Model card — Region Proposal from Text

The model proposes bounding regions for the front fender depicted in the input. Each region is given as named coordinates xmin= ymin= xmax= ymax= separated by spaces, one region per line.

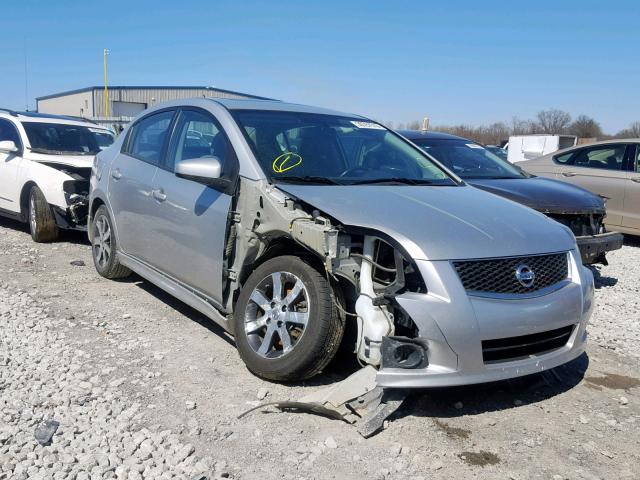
xmin=18 ymin=162 xmax=74 ymax=209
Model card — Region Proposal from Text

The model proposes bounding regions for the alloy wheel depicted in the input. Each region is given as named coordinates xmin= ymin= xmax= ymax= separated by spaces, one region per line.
xmin=93 ymin=216 xmax=112 ymax=269
xmin=244 ymin=271 xmax=310 ymax=358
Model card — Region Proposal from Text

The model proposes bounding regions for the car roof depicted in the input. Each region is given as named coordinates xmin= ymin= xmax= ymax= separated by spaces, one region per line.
xmin=210 ymin=98 xmax=365 ymax=118
xmin=0 ymin=109 xmax=109 ymax=129
xmin=397 ymin=129 xmax=469 ymax=141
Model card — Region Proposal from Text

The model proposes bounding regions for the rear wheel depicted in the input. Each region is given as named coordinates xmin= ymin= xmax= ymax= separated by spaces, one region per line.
xmin=91 ymin=205 xmax=131 ymax=279
xmin=233 ymin=256 xmax=344 ymax=381
xmin=28 ymin=186 xmax=59 ymax=242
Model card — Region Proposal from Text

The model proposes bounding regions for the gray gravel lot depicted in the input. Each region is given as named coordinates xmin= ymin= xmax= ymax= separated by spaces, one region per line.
xmin=1 ymin=218 xmax=639 ymax=480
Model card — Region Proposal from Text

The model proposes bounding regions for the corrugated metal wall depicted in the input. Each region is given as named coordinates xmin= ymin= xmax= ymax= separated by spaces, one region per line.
xmin=92 ymin=88 xmax=253 ymax=118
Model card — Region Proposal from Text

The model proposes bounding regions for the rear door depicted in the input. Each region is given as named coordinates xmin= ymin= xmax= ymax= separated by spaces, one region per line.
xmin=108 ymin=109 xmax=176 ymax=262
xmin=623 ymin=144 xmax=640 ymax=232
xmin=147 ymin=108 xmax=236 ymax=304
xmin=0 ymin=118 xmax=24 ymax=212
xmin=552 ymin=143 xmax=630 ymax=226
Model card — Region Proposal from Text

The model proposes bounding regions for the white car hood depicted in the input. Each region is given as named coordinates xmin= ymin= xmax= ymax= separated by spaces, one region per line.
xmin=25 ymin=152 xmax=95 ymax=169
xmin=277 ymin=184 xmax=576 ymax=261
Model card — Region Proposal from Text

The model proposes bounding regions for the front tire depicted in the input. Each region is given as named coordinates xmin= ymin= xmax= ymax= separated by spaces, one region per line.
xmin=233 ymin=256 xmax=344 ymax=382
xmin=91 ymin=205 xmax=131 ymax=279
xmin=29 ymin=186 xmax=59 ymax=243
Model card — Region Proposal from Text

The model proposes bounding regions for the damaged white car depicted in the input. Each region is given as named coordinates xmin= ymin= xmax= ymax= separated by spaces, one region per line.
xmin=89 ymin=98 xmax=594 ymax=387
xmin=0 ymin=109 xmax=115 ymax=241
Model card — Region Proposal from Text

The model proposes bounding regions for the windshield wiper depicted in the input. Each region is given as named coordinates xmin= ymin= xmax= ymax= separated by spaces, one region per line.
xmin=272 ymin=175 xmax=342 ymax=185
xmin=28 ymin=147 xmax=95 ymax=156
xmin=350 ymin=177 xmax=434 ymax=185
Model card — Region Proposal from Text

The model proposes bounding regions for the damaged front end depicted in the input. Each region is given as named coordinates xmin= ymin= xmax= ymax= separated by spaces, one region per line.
xmin=546 ymin=211 xmax=623 ymax=265
xmin=223 ymin=178 xmax=429 ymax=374
xmin=42 ymin=163 xmax=91 ymax=230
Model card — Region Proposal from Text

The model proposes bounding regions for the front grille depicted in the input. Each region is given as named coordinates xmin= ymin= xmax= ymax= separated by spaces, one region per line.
xmin=482 ymin=325 xmax=574 ymax=363
xmin=453 ymin=253 xmax=568 ymax=295
xmin=547 ymin=213 xmax=604 ymax=237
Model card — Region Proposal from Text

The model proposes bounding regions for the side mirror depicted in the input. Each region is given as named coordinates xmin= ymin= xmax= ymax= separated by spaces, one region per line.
xmin=175 ymin=156 xmax=223 ymax=185
xmin=0 ymin=140 xmax=19 ymax=154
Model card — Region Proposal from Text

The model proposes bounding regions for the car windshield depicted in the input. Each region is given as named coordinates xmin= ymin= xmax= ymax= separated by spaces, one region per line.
xmin=232 ymin=110 xmax=456 ymax=186
xmin=22 ymin=122 xmax=114 ymax=155
xmin=411 ymin=138 xmax=526 ymax=180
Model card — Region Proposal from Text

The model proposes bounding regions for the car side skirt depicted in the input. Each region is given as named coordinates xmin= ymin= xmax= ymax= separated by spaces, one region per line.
xmin=117 ymin=251 xmax=232 ymax=333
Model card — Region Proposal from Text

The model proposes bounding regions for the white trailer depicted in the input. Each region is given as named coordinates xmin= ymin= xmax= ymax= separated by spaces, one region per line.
xmin=506 ymin=134 xmax=577 ymax=163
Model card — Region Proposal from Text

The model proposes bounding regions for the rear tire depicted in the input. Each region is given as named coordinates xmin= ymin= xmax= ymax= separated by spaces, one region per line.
xmin=91 ymin=205 xmax=131 ymax=279
xmin=28 ymin=186 xmax=59 ymax=243
xmin=233 ymin=255 xmax=344 ymax=382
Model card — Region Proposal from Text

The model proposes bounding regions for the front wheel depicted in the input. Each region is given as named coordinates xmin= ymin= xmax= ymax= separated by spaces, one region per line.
xmin=233 ymin=256 xmax=344 ymax=382
xmin=29 ymin=186 xmax=59 ymax=243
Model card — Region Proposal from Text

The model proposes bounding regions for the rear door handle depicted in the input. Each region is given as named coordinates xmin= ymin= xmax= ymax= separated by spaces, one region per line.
xmin=111 ymin=168 xmax=122 ymax=180
xmin=562 ymin=171 xmax=576 ymax=177
xmin=152 ymin=189 xmax=167 ymax=202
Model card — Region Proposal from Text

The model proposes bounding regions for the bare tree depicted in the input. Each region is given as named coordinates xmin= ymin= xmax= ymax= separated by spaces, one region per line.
xmin=536 ymin=109 xmax=572 ymax=134
xmin=616 ymin=121 xmax=640 ymax=138
xmin=569 ymin=115 xmax=603 ymax=138
xmin=405 ymin=120 xmax=421 ymax=130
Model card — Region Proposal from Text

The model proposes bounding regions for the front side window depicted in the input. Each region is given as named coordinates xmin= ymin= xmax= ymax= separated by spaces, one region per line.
xmin=90 ymin=128 xmax=115 ymax=151
xmin=556 ymin=144 xmax=627 ymax=170
xmin=169 ymin=110 xmax=229 ymax=170
xmin=21 ymin=122 xmax=104 ymax=155
xmin=126 ymin=110 xmax=175 ymax=165
xmin=411 ymin=138 xmax=526 ymax=179
xmin=0 ymin=119 xmax=21 ymax=148
xmin=232 ymin=110 xmax=455 ymax=185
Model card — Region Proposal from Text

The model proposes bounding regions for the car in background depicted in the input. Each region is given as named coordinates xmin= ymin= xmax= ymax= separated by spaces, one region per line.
xmin=90 ymin=98 xmax=594 ymax=387
xmin=523 ymin=139 xmax=640 ymax=237
xmin=400 ymin=130 xmax=623 ymax=264
xmin=485 ymin=145 xmax=508 ymax=161
xmin=0 ymin=109 xmax=115 ymax=241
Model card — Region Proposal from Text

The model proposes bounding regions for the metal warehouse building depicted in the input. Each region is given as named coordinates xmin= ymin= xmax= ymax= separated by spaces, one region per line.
xmin=36 ymin=86 xmax=272 ymax=130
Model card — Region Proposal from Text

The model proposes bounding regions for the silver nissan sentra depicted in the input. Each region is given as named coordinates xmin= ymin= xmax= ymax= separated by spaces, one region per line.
xmin=89 ymin=98 xmax=594 ymax=387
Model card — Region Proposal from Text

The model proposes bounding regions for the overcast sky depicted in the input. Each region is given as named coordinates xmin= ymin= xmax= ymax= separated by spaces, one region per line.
xmin=1 ymin=0 xmax=638 ymax=132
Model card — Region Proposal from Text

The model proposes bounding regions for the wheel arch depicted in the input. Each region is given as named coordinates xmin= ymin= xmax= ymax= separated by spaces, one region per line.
xmin=19 ymin=181 xmax=38 ymax=222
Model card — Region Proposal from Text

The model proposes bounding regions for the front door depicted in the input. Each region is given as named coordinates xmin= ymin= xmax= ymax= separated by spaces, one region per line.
xmin=147 ymin=108 xmax=234 ymax=304
xmin=107 ymin=109 xmax=176 ymax=262
xmin=0 ymin=119 xmax=24 ymax=212
xmin=553 ymin=143 xmax=630 ymax=227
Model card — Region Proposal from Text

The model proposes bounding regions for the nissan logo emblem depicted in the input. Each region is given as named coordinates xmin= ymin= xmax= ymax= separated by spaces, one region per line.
xmin=515 ymin=264 xmax=536 ymax=288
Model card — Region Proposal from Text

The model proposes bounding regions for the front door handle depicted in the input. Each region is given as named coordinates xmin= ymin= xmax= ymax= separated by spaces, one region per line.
xmin=631 ymin=178 xmax=640 ymax=183
xmin=111 ymin=168 xmax=122 ymax=180
xmin=562 ymin=171 xmax=576 ymax=177
xmin=152 ymin=189 xmax=167 ymax=202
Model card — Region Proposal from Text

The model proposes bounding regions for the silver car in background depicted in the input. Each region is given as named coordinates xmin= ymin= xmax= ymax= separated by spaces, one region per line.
xmin=89 ymin=98 xmax=594 ymax=387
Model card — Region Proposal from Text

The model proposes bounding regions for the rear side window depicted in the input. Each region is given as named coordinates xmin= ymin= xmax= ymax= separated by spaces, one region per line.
xmin=125 ymin=110 xmax=175 ymax=165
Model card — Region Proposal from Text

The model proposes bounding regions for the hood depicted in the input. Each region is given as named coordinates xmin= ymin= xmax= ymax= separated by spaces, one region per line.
xmin=278 ymin=184 xmax=576 ymax=261
xmin=25 ymin=152 xmax=94 ymax=169
xmin=468 ymin=177 xmax=604 ymax=213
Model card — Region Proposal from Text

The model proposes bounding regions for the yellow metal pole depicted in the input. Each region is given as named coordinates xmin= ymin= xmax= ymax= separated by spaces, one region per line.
xmin=103 ymin=49 xmax=109 ymax=117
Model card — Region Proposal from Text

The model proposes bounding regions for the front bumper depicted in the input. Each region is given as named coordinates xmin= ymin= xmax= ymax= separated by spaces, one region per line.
xmin=576 ymin=231 xmax=623 ymax=264
xmin=376 ymin=249 xmax=594 ymax=388
xmin=52 ymin=201 xmax=88 ymax=231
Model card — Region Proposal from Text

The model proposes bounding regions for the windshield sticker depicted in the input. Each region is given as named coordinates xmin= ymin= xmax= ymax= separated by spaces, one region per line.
xmin=350 ymin=121 xmax=385 ymax=130
xmin=272 ymin=152 xmax=303 ymax=173
xmin=466 ymin=143 xmax=483 ymax=149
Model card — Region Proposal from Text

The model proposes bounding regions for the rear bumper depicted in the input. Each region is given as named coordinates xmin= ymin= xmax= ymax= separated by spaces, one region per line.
xmin=376 ymin=250 xmax=594 ymax=388
xmin=576 ymin=231 xmax=623 ymax=264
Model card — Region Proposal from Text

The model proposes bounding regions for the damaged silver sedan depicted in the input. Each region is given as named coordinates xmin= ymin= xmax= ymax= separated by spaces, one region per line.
xmin=88 ymin=98 xmax=594 ymax=387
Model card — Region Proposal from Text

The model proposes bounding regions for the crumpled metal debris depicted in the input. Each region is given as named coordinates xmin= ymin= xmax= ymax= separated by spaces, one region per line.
xmin=34 ymin=419 xmax=60 ymax=445
xmin=238 ymin=366 xmax=407 ymax=438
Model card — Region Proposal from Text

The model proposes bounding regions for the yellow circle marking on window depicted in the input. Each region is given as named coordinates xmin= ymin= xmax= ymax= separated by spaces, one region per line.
xmin=272 ymin=152 xmax=303 ymax=173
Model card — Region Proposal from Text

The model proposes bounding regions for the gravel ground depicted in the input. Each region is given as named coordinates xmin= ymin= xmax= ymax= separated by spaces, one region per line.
xmin=1 ymin=217 xmax=639 ymax=480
